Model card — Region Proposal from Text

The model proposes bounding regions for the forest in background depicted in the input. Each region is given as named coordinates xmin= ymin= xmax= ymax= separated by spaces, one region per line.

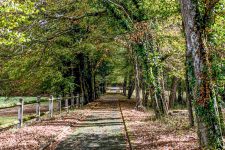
xmin=0 ymin=0 xmax=225 ymax=149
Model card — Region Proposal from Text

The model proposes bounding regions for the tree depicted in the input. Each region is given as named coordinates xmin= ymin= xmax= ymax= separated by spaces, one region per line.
xmin=180 ymin=0 xmax=224 ymax=148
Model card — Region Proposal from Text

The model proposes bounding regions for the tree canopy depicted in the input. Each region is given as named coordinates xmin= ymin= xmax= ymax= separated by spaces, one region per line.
xmin=0 ymin=0 xmax=224 ymax=149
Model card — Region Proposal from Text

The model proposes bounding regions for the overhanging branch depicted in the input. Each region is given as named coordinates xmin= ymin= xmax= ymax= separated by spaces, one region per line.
xmin=44 ymin=10 xmax=107 ymax=21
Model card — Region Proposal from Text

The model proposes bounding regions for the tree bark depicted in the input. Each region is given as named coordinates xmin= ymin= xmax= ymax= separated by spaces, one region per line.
xmin=127 ymin=73 xmax=135 ymax=99
xmin=160 ymin=73 xmax=167 ymax=110
xmin=79 ymin=54 xmax=86 ymax=104
xmin=169 ymin=77 xmax=179 ymax=109
xmin=143 ymin=89 xmax=149 ymax=107
xmin=140 ymin=68 xmax=147 ymax=107
xmin=149 ymin=65 xmax=168 ymax=118
xmin=177 ymin=80 xmax=183 ymax=104
xmin=134 ymin=55 xmax=143 ymax=109
xmin=91 ymin=71 xmax=95 ymax=100
xmin=180 ymin=0 xmax=223 ymax=148
xmin=185 ymin=61 xmax=195 ymax=127
xmin=216 ymin=81 xmax=225 ymax=135
xmin=123 ymin=76 xmax=127 ymax=96
xmin=221 ymin=85 xmax=225 ymax=102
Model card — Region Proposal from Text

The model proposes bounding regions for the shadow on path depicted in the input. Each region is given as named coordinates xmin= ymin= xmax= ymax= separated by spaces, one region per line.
xmin=55 ymin=95 xmax=126 ymax=150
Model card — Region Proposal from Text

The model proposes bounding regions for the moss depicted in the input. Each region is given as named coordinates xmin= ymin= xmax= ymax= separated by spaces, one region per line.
xmin=23 ymin=115 xmax=36 ymax=122
xmin=195 ymin=96 xmax=223 ymax=149
xmin=0 ymin=116 xmax=18 ymax=128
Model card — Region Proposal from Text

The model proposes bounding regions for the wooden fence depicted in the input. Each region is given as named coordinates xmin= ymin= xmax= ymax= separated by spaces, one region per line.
xmin=14 ymin=86 xmax=111 ymax=128
xmin=17 ymin=94 xmax=85 ymax=128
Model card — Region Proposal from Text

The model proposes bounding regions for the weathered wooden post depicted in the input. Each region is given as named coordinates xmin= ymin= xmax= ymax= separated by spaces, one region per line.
xmin=49 ymin=95 xmax=53 ymax=118
xmin=18 ymin=98 xmax=24 ymax=128
xmin=36 ymin=96 xmax=41 ymax=121
xmin=57 ymin=96 xmax=62 ymax=114
xmin=76 ymin=94 xmax=79 ymax=108
xmin=71 ymin=93 xmax=75 ymax=108
xmin=65 ymin=95 xmax=69 ymax=114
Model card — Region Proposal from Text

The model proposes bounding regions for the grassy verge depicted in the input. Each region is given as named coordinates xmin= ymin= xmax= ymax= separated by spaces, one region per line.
xmin=0 ymin=116 xmax=18 ymax=128
xmin=0 ymin=112 xmax=48 ymax=129
xmin=0 ymin=97 xmax=47 ymax=109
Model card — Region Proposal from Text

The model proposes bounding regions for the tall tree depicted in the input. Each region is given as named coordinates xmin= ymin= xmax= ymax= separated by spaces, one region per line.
xmin=180 ymin=0 xmax=224 ymax=148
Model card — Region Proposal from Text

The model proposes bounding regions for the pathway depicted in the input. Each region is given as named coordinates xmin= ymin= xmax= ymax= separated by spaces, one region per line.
xmin=55 ymin=95 xmax=127 ymax=150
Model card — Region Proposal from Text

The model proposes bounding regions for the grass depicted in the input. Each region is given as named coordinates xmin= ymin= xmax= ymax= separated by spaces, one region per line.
xmin=0 ymin=115 xmax=36 ymax=129
xmin=0 ymin=97 xmax=48 ymax=128
xmin=0 ymin=97 xmax=79 ymax=129
xmin=0 ymin=97 xmax=47 ymax=108
xmin=0 ymin=114 xmax=44 ymax=129
xmin=0 ymin=116 xmax=18 ymax=128
xmin=0 ymin=101 xmax=56 ymax=129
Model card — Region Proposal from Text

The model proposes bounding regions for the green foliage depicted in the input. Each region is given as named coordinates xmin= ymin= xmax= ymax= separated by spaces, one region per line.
xmin=0 ymin=116 xmax=17 ymax=128
xmin=0 ymin=0 xmax=224 ymax=149
xmin=0 ymin=1 xmax=38 ymax=46
xmin=0 ymin=1 xmax=223 ymax=106
xmin=194 ymin=95 xmax=223 ymax=148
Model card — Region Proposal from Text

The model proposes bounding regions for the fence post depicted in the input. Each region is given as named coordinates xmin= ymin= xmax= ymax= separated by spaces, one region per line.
xmin=18 ymin=98 xmax=24 ymax=128
xmin=49 ymin=95 xmax=53 ymax=118
xmin=71 ymin=93 xmax=75 ymax=108
xmin=36 ymin=96 xmax=41 ymax=121
xmin=65 ymin=95 xmax=69 ymax=114
xmin=76 ymin=94 xmax=79 ymax=108
xmin=57 ymin=96 xmax=62 ymax=114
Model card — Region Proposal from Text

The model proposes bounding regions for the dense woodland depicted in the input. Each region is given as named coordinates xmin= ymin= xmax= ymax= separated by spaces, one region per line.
xmin=0 ymin=0 xmax=225 ymax=149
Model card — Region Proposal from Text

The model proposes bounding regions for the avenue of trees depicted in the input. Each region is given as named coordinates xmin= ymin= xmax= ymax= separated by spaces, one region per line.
xmin=0 ymin=0 xmax=224 ymax=149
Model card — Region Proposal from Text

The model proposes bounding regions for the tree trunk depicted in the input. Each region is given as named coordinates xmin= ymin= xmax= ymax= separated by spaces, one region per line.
xmin=140 ymin=69 xmax=147 ymax=107
xmin=127 ymin=73 xmax=135 ymax=99
xmin=93 ymin=73 xmax=97 ymax=99
xmin=160 ymin=73 xmax=167 ymax=110
xmin=218 ymin=99 xmax=225 ymax=136
xmin=180 ymin=0 xmax=223 ymax=148
xmin=169 ymin=77 xmax=179 ymax=109
xmin=155 ymin=70 xmax=168 ymax=117
xmin=91 ymin=71 xmax=95 ymax=100
xmin=216 ymin=81 xmax=225 ymax=135
xmin=221 ymin=85 xmax=225 ymax=102
xmin=149 ymin=66 xmax=168 ymax=118
xmin=185 ymin=61 xmax=195 ymax=127
xmin=134 ymin=56 xmax=142 ymax=109
xmin=79 ymin=55 xmax=85 ymax=104
xmin=177 ymin=79 xmax=183 ymax=105
xmin=141 ymin=82 xmax=145 ymax=101
xmin=148 ymin=87 xmax=154 ymax=108
xmin=85 ymin=58 xmax=92 ymax=103
xmin=143 ymin=89 xmax=149 ymax=107
xmin=123 ymin=76 xmax=127 ymax=96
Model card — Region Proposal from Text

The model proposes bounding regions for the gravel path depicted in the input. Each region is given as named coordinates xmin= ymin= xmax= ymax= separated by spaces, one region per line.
xmin=55 ymin=95 xmax=127 ymax=150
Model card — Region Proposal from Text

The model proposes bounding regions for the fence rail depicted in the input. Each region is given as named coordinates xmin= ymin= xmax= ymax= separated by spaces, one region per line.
xmin=17 ymin=94 xmax=85 ymax=128
xmin=5 ymin=86 xmax=107 ymax=129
